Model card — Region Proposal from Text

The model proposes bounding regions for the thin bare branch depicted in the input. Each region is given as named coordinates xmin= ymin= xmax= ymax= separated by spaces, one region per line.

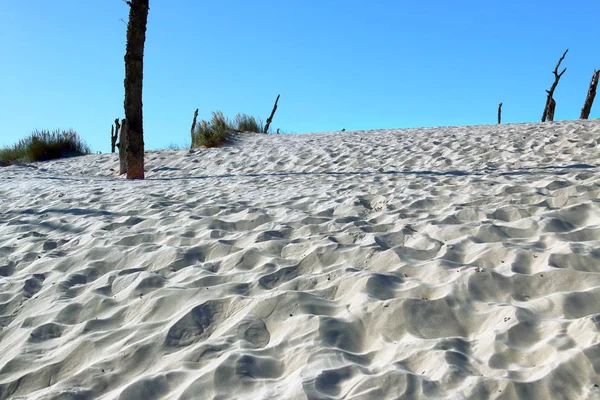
xmin=553 ymin=49 xmax=569 ymax=77
xmin=190 ymin=108 xmax=199 ymax=148
xmin=264 ymin=94 xmax=280 ymax=134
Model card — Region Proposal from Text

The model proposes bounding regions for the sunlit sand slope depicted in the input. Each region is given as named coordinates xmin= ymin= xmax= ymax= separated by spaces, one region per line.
xmin=1 ymin=119 xmax=600 ymax=399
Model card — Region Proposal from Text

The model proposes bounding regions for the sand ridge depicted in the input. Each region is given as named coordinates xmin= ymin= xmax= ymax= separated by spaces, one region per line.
xmin=1 ymin=119 xmax=600 ymax=399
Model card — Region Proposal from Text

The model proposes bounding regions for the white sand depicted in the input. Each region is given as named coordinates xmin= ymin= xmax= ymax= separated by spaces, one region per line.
xmin=1 ymin=119 xmax=600 ymax=399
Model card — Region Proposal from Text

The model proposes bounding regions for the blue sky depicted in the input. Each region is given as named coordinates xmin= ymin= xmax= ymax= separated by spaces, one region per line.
xmin=1 ymin=1 xmax=598 ymax=152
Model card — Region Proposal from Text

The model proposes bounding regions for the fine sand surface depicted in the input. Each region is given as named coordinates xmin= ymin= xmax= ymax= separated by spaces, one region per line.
xmin=1 ymin=119 xmax=600 ymax=399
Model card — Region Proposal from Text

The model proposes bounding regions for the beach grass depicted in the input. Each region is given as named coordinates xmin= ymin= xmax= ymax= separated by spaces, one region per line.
xmin=192 ymin=111 xmax=270 ymax=148
xmin=0 ymin=129 xmax=91 ymax=163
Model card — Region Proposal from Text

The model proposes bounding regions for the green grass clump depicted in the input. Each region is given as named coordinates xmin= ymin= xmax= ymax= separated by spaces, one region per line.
xmin=0 ymin=147 xmax=23 ymax=163
xmin=234 ymin=113 xmax=264 ymax=133
xmin=0 ymin=129 xmax=91 ymax=163
xmin=191 ymin=110 xmax=270 ymax=148
xmin=193 ymin=111 xmax=230 ymax=148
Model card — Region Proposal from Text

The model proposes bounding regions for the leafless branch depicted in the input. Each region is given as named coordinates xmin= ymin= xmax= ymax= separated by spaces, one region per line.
xmin=553 ymin=48 xmax=569 ymax=79
xmin=264 ymin=94 xmax=280 ymax=133
xmin=190 ymin=108 xmax=199 ymax=148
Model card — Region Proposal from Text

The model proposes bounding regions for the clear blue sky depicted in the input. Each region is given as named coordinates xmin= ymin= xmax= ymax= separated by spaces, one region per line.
xmin=1 ymin=1 xmax=599 ymax=152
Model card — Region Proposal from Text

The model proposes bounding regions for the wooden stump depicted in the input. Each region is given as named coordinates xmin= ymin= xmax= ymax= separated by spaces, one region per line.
xmin=497 ymin=102 xmax=502 ymax=124
xmin=580 ymin=70 xmax=599 ymax=119
xmin=123 ymin=0 xmax=149 ymax=179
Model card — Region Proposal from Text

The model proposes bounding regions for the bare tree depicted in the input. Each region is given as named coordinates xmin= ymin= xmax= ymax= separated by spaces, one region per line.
xmin=542 ymin=49 xmax=568 ymax=122
xmin=498 ymin=102 xmax=503 ymax=124
xmin=123 ymin=0 xmax=149 ymax=179
xmin=264 ymin=94 xmax=280 ymax=133
xmin=190 ymin=108 xmax=199 ymax=148
xmin=581 ymin=69 xmax=600 ymax=119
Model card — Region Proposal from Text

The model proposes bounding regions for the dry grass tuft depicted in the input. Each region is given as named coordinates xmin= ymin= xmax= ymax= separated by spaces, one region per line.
xmin=0 ymin=129 xmax=91 ymax=163
xmin=191 ymin=111 xmax=270 ymax=148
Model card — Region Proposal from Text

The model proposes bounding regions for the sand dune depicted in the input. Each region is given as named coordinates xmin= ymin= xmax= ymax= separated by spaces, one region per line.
xmin=1 ymin=119 xmax=600 ymax=399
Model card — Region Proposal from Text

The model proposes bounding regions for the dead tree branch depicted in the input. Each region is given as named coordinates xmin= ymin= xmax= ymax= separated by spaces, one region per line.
xmin=111 ymin=118 xmax=121 ymax=153
xmin=542 ymin=49 xmax=568 ymax=122
xmin=498 ymin=102 xmax=503 ymax=124
xmin=190 ymin=108 xmax=199 ymax=148
xmin=580 ymin=69 xmax=600 ymax=119
xmin=264 ymin=94 xmax=280 ymax=133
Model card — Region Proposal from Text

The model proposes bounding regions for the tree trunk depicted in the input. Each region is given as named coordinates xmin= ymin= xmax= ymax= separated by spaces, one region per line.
xmin=124 ymin=0 xmax=149 ymax=179
xmin=497 ymin=102 xmax=502 ymax=124
xmin=580 ymin=69 xmax=599 ymax=119
xmin=119 ymin=119 xmax=128 ymax=175
xmin=547 ymin=97 xmax=556 ymax=122
xmin=191 ymin=108 xmax=199 ymax=148
xmin=264 ymin=94 xmax=280 ymax=133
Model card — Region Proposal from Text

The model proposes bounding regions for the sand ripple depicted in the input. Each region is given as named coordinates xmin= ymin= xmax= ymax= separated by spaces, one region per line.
xmin=1 ymin=119 xmax=600 ymax=399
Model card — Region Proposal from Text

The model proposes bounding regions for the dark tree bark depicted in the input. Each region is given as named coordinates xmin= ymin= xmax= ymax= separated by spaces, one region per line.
xmin=264 ymin=94 xmax=280 ymax=133
xmin=123 ymin=0 xmax=149 ymax=179
xmin=498 ymin=102 xmax=502 ymax=124
xmin=191 ymin=108 xmax=199 ymax=148
xmin=580 ymin=69 xmax=599 ymax=119
xmin=119 ymin=119 xmax=128 ymax=175
xmin=111 ymin=118 xmax=121 ymax=153
xmin=542 ymin=49 xmax=568 ymax=122
xmin=547 ymin=97 xmax=556 ymax=122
